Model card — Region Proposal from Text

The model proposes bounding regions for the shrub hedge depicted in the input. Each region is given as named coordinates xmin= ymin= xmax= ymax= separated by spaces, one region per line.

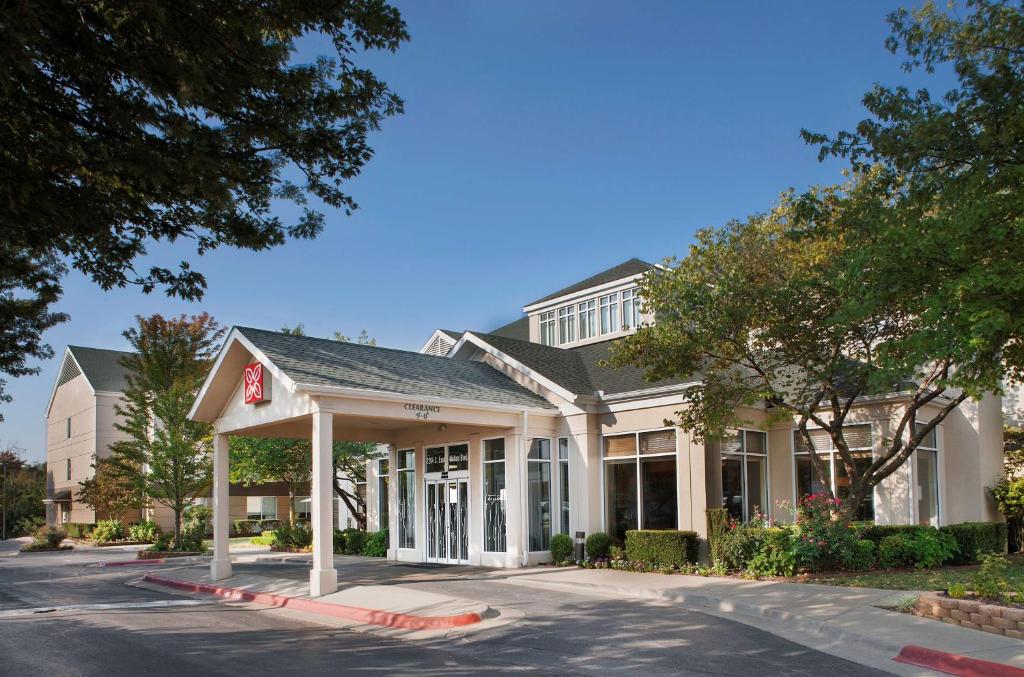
xmin=362 ymin=530 xmax=388 ymax=557
xmin=342 ymin=528 xmax=366 ymax=555
xmin=585 ymin=532 xmax=611 ymax=559
xmin=625 ymin=530 xmax=699 ymax=567
xmin=706 ymin=508 xmax=729 ymax=566
xmin=940 ymin=521 xmax=1007 ymax=564
xmin=550 ymin=533 xmax=574 ymax=563
xmin=857 ymin=524 xmax=925 ymax=545
xmin=65 ymin=522 xmax=96 ymax=539
xmin=92 ymin=519 xmax=126 ymax=543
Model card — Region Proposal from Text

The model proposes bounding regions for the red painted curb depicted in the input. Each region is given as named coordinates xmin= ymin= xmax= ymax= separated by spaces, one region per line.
xmin=142 ymin=573 xmax=483 ymax=630
xmin=894 ymin=645 xmax=1024 ymax=677
xmin=100 ymin=559 xmax=167 ymax=567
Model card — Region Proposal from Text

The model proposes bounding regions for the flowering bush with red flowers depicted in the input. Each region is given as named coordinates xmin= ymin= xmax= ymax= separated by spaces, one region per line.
xmin=791 ymin=494 xmax=860 ymax=571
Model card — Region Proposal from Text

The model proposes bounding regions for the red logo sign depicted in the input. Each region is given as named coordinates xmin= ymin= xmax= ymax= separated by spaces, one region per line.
xmin=244 ymin=362 xmax=264 ymax=404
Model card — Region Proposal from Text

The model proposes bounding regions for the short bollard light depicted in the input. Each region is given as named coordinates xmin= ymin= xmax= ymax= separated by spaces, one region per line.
xmin=574 ymin=531 xmax=586 ymax=561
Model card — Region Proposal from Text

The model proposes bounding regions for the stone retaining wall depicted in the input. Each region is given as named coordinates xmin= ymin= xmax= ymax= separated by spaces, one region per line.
xmin=914 ymin=593 xmax=1024 ymax=639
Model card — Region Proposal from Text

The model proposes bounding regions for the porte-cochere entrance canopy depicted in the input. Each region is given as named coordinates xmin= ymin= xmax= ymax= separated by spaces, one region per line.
xmin=189 ymin=326 xmax=562 ymax=596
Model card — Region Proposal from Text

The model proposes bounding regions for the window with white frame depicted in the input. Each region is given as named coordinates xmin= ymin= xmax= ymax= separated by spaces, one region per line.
xmin=246 ymin=496 xmax=278 ymax=520
xmin=377 ymin=458 xmax=389 ymax=531
xmin=793 ymin=425 xmax=874 ymax=522
xmin=527 ymin=439 xmax=552 ymax=551
xmin=599 ymin=293 xmax=619 ymax=335
xmin=558 ymin=437 xmax=570 ymax=535
xmin=539 ymin=311 xmax=556 ymax=346
xmin=603 ymin=429 xmax=677 ymax=542
xmin=915 ymin=422 xmax=940 ymax=527
xmin=557 ymin=306 xmax=575 ymax=345
xmin=483 ymin=439 xmax=506 ymax=552
xmin=621 ymin=288 xmax=641 ymax=330
xmin=397 ymin=450 xmax=415 ymax=548
xmin=721 ymin=430 xmax=768 ymax=522
xmin=578 ymin=299 xmax=596 ymax=340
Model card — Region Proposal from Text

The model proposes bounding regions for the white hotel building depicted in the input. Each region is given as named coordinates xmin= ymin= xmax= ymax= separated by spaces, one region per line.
xmin=189 ymin=259 xmax=1004 ymax=596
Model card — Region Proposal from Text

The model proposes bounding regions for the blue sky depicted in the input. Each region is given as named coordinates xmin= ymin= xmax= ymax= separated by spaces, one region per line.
xmin=3 ymin=1 xmax=951 ymax=461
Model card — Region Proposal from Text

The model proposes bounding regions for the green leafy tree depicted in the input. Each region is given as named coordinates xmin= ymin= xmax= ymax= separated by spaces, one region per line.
xmin=77 ymin=457 xmax=145 ymax=522
xmin=0 ymin=1 xmax=408 ymax=415
xmin=802 ymin=0 xmax=1024 ymax=394
xmin=333 ymin=442 xmax=378 ymax=531
xmin=229 ymin=437 xmax=310 ymax=523
xmin=110 ymin=313 xmax=224 ymax=549
xmin=281 ymin=324 xmax=375 ymax=345
xmin=0 ymin=446 xmax=46 ymax=537
xmin=611 ymin=178 xmax=971 ymax=521
xmin=989 ymin=477 xmax=1024 ymax=551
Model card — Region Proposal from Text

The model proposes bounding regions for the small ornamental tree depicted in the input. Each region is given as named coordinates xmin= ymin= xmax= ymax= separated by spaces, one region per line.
xmin=78 ymin=457 xmax=144 ymax=522
xmin=611 ymin=176 xmax=976 ymax=523
xmin=110 ymin=314 xmax=223 ymax=549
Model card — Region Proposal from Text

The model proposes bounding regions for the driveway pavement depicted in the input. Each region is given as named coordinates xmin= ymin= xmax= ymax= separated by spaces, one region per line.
xmin=0 ymin=546 xmax=901 ymax=676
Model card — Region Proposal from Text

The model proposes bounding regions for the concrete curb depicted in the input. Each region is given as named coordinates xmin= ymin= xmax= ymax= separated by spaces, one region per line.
xmin=142 ymin=573 xmax=484 ymax=630
xmin=895 ymin=645 xmax=1024 ymax=677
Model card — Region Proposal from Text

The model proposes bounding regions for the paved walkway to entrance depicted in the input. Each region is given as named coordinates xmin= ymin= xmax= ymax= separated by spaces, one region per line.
xmin=506 ymin=567 xmax=1024 ymax=670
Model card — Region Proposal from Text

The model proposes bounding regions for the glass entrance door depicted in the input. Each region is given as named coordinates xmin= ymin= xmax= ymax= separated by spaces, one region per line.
xmin=425 ymin=478 xmax=468 ymax=564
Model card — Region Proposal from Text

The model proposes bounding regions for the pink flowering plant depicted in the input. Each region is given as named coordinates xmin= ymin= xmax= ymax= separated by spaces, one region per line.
xmin=790 ymin=494 xmax=859 ymax=571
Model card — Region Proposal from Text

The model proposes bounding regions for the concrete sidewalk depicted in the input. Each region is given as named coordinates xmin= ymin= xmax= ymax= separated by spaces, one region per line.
xmin=505 ymin=567 xmax=1024 ymax=670
xmin=136 ymin=564 xmax=513 ymax=639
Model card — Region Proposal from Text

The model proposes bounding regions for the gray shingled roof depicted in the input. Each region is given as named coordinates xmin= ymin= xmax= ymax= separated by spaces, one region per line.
xmin=67 ymin=346 xmax=133 ymax=393
xmin=526 ymin=258 xmax=654 ymax=307
xmin=468 ymin=332 xmax=694 ymax=397
xmin=489 ymin=317 xmax=529 ymax=341
xmin=237 ymin=327 xmax=557 ymax=411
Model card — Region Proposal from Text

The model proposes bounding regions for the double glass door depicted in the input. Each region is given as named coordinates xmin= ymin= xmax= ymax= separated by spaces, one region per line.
xmin=426 ymin=478 xmax=468 ymax=564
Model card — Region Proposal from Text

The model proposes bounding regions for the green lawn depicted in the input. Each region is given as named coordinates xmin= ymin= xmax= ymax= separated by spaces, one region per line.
xmin=799 ymin=555 xmax=1024 ymax=591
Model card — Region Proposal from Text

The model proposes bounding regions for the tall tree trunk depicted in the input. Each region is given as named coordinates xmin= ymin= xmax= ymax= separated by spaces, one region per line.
xmin=173 ymin=508 xmax=182 ymax=550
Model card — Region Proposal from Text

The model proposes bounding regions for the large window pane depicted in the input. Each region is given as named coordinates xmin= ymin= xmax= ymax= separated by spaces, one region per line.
xmin=425 ymin=447 xmax=445 ymax=473
xmin=721 ymin=456 xmax=744 ymax=521
xmin=835 ymin=453 xmax=875 ymax=522
xmin=745 ymin=456 xmax=767 ymax=519
xmin=558 ymin=438 xmax=570 ymax=536
xmin=917 ymin=450 xmax=939 ymax=527
xmin=528 ymin=455 xmax=551 ymax=551
xmin=641 ymin=456 xmax=677 ymax=529
xmin=447 ymin=444 xmax=469 ymax=472
xmin=484 ymin=439 xmax=506 ymax=552
xmin=604 ymin=434 xmax=637 ymax=457
xmin=640 ymin=429 xmax=676 ymax=455
xmin=378 ymin=459 xmax=389 ymax=531
xmin=795 ymin=455 xmax=829 ymax=500
xmin=605 ymin=458 xmax=638 ymax=542
xmin=398 ymin=463 xmax=415 ymax=549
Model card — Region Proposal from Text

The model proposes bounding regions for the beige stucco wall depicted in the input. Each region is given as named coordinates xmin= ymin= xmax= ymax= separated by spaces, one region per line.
xmin=46 ymin=373 xmax=98 ymax=524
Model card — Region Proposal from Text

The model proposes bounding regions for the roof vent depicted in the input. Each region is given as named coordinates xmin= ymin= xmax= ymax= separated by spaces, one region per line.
xmin=424 ymin=333 xmax=456 ymax=357
xmin=57 ymin=356 xmax=81 ymax=387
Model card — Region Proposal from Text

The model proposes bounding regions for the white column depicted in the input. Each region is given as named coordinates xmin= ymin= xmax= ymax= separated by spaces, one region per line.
xmin=310 ymin=411 xmax=338 ymax=596
xmin=504 ymin=429 xmax=524 ymax=567
xmin=210 ymin=433 xmax=232 ymax=581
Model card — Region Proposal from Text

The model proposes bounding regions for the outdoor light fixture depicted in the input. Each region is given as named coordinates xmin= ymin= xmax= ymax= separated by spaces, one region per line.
xmin=575 ymin=531 xmax=586 ymax=561
xmin=438 ymin=424 xmax=448 ymax=432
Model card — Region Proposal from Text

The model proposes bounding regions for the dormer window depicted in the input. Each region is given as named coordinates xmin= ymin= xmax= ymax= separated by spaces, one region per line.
xmin=621 ymin=288 xmax=640 ymax=330
xmin=557 ymin=306 xmax=575 ymax=344
xmin=539 ymin=311 xmax=556 ymax=346
xmin=599 ymin=293 xmax=619 ymax=335
xmin=578 ymin=300 xmax=596 ymax=340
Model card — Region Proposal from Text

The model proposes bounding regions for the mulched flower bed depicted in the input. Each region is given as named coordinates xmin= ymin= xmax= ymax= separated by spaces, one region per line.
xmin=20 ymin=545 xmax=73 ymax=553
xmin=91 ymin=540 xmax=152 ymax=547
xmin=136 ymin=550 xmax=204 ymax=560
xmin=270 ymin=545 xmax=312 ymax=553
